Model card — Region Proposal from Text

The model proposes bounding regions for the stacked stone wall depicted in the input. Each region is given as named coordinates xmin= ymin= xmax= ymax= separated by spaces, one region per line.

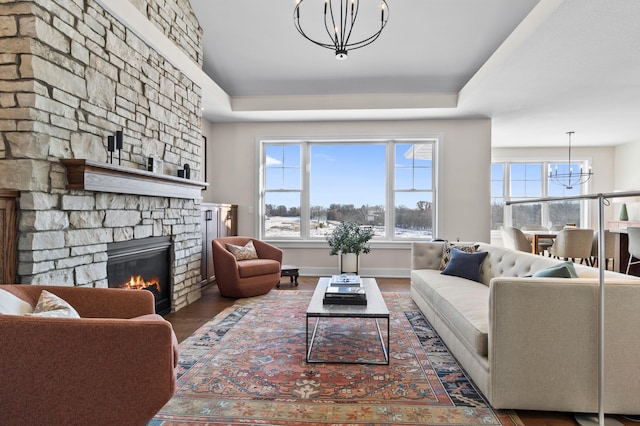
xmin=129 ymin=0 xmax=202 ymax=66
xmin=0 ymin=0 xmax=205 ymax=311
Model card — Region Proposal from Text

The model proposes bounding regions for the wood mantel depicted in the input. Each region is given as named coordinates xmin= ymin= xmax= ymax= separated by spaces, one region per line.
xmin=61 ymin=159 xmax=208 ymax=200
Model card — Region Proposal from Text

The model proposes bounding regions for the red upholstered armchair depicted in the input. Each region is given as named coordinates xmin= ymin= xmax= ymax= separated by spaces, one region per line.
xmin=0 ymin=285 xmax=178 ymax=426
xmin=212 ymin=236 xmax=283 ymax=298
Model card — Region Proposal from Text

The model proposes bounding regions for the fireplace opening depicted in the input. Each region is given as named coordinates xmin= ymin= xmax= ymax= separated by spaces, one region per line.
xmin=107 ymin=236 xmax=172 ymax=315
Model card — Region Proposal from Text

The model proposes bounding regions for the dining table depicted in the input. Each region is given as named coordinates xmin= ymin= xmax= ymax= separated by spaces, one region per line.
xmin=522 ymin=230 xmax=557 ymax=255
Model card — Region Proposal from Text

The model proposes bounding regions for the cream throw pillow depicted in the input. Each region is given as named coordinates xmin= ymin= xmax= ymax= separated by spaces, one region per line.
xmin=26 ymin=290 xmax=80 ymax=318
xmin=226 ymin=240 xmax=259 ymax=261
xmin=0 ymin=288 xmax=35 ymax=315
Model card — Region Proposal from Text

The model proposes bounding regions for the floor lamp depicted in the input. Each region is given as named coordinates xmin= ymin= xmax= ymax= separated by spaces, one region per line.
xmin=507 ymin=190 xmax=640 ymax=426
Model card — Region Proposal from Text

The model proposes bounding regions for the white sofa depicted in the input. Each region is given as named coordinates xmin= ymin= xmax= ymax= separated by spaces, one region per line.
xmin=410 ymin=241 xmax=640 ymax=414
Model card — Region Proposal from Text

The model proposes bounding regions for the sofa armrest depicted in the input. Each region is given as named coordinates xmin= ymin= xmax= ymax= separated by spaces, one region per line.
xmin=23 ymin=285 xmax=156 ymax=318
xmin=0 ymin=284 xmax=157 ymax=318
xmin=488 ymin=277 xmax=640 ymax=412
xmin=252 ymin=239 xmax=283 ymax=263
xmin=212 ymin=240 xmax=241 ymax=279
xmin=0 ymin=315 xmax=177 ymax=425
xmin=411 ymin=242 xmax=444 ymax=270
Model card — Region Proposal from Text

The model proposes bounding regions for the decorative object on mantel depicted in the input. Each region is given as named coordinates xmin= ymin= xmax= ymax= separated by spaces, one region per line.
xmin=147 ymin=157 xmax=164 ymax=174
xmin=106 ymin=131 xmax=124 ymax=165
xmin=115 ymin=130 xmax=123 ymax=165
xmin=107 ymin=135 xmax=115 ymax=164
xmin=60 ymin=159 xmax=207 ymax=200
xmin=548 ymin=131 xmax=593 ymax=189
xmin=293 ymin=0 xmax=389 ymax=60
xmin=178 ymin=163 xmax=191 ymax=179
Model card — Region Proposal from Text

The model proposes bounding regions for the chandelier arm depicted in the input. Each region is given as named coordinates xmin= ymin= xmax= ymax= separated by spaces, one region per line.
xmin=325 ymin=0 xmax=339 ymax=49
xmin=567 ymin=131 xmax=573 ymax=168
xmin=294 ymin=12 xmax=336 ymax=50
xmin=344 ymin=28 xmax=385 ymax=50
xmin=342 ymin=5 xmax=388 ymax=50
xmin=343 ymin=0 xmax=359 ymax=49
xmin=340 ymin=1 xmax=347 ymax=50
xmin=293 ymin=0 xmax=389 ymax=58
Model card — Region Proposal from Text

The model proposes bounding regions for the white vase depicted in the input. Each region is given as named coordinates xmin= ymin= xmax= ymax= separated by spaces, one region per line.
xmin=340 ymin=253 xmax=359 ymax=274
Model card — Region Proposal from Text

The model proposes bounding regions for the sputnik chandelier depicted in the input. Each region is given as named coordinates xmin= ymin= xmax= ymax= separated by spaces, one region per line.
xmin=548 ymin=131 xmax=593 ymax=190
xmin=294 ymin=0 xmax=389 ymax=60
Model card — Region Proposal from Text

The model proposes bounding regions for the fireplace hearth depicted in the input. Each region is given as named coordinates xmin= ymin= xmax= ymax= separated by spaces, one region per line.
xmin=107 ymin=236 xmax=172 ymax=315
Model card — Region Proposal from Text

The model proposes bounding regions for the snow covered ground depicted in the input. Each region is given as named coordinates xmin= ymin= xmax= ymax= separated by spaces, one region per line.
xmin=264 ymin=217 xmax=431 ymax=239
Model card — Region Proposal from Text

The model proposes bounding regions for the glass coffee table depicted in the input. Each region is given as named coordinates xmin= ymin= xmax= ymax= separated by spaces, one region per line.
xmin=306 ymin=277 xmax=390 ymax=365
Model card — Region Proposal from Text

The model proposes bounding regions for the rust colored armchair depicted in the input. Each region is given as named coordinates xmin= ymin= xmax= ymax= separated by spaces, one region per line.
xmin=212 ymin=236 xmax=282 ymax=298
xmin=0 ymin=285 xmax=178 ymax=426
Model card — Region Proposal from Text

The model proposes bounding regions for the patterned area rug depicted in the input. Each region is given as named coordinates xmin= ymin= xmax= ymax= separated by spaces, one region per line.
xmin=150 ymin=291 xmax=522 ymax=425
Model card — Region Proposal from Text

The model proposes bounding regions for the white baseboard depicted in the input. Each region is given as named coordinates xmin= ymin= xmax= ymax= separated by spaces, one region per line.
xmin=297 ymin=267 xmax=410 ymax=279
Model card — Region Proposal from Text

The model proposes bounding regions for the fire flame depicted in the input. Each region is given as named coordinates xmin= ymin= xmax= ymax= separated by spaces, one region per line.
xmin=122 ymin=275 xmax=160 ymax=293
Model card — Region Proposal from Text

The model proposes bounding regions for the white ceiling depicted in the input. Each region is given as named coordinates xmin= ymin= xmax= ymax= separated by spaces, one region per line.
xmin=189 ymin=0 xmax=640 ymax=148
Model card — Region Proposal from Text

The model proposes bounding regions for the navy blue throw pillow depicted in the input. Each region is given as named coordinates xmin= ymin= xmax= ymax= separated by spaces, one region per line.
xmin=440 ymin=248 xmax=488 ymax=283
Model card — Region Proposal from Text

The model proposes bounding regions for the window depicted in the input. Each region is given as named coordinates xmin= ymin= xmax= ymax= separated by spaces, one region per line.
xmin=394 ymin=144 xmax=433 ymax=238
xmin=261 ymin=139 xmax=437 ymax=240
xmin=491 ymin=160 xmax=589 ymax=231
xmin=510 ymin=163 xmax=543 ymax=228
xmin=490 ymin=164 xmax=504 ymax=230
xmin=264 ymin=144 xmax=301 ymax=238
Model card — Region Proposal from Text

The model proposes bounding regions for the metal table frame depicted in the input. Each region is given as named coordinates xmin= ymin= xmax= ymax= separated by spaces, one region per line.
xmin=305 ymin=277 xmax=390 ymax=365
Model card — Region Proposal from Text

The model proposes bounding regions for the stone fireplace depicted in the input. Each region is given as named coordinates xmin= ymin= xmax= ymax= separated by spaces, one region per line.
xmin=0 ymin=0 xmax=207 ymax=312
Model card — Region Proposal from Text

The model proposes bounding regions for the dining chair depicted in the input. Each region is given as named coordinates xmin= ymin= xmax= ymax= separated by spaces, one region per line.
xmin=500 ymin=226 xmax=532 ymax=253
xmin=548 ymin=228 xmax=594 ymax=264
xmin=590 ymin=230 xmax=615 ymax=270
xmin=625 ymin=227 xmax=640 ymax=274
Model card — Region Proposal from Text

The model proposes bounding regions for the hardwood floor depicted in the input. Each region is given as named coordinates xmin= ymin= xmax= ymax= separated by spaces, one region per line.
xmin=164 ymin=276 xmax=635 ymax=426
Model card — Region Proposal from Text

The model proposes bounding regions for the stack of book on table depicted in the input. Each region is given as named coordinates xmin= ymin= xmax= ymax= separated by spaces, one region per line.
xmin=323 ymin=275 xmax=367 ymax=305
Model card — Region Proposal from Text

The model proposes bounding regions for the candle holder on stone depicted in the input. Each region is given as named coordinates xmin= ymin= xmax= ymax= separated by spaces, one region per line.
xmin=107 ymin=135 xmax=115 ymax=164
xmin=115 ymin=130 xmax=123 ymax=165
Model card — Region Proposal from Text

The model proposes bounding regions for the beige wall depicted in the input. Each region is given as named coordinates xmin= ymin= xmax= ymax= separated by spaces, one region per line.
xmin=202 ymin=119 xmax=491 ymax=277
xmin=613 ymin=140 xmax=640 ymax=221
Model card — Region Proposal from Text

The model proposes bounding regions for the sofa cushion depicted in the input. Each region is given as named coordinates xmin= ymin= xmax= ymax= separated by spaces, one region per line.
xmin=226 ymin=240 xmax=259 ymax=261
xmin=532 ymin=260 xmax=578 ymax=278
xmin=441 ymin=248 xmax=488 ymax=283
xmin=0 ymin=288 xmax=35 ymax=315
xmin=26 ymin=290 xmax=80 ymax=318
xmin=237 ymin=259 xmax=280 ymax=278
xmin=411 ymin=269 xmax=489 ymax=356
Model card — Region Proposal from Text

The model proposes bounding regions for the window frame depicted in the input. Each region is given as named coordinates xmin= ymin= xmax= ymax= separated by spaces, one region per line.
xmin=258 ymin=137 xmax=439 ymax=242
xmin=491 ymin=158 xmax=592 ymax=235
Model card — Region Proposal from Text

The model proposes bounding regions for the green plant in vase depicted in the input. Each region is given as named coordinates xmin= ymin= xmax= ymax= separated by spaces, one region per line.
xmin=326 ymin=221 xmax=374 ymax=274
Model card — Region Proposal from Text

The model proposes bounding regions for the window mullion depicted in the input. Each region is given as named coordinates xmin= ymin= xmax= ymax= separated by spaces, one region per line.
xmin=386 ymin=141 xmax=394 ymax=240
xmin=299 ymin=141 xmax=309 ymax=239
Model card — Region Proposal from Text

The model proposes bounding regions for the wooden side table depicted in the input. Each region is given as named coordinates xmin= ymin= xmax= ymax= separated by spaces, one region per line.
xmin=278 ymin=265 xmax=299 ymax=287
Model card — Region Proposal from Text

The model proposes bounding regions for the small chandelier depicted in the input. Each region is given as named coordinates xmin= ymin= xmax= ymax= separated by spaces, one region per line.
xmin=294 ymin=0 xmax=389 ymax=60
xmin=548 ymin=131 xmax=593 ymax=190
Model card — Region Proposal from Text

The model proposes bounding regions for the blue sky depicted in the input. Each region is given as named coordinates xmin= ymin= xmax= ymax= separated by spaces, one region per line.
xmin=310 ymin=144 xmax=386 ymax=206
xmin=266 ymin=143 xmax=433 ymax=208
